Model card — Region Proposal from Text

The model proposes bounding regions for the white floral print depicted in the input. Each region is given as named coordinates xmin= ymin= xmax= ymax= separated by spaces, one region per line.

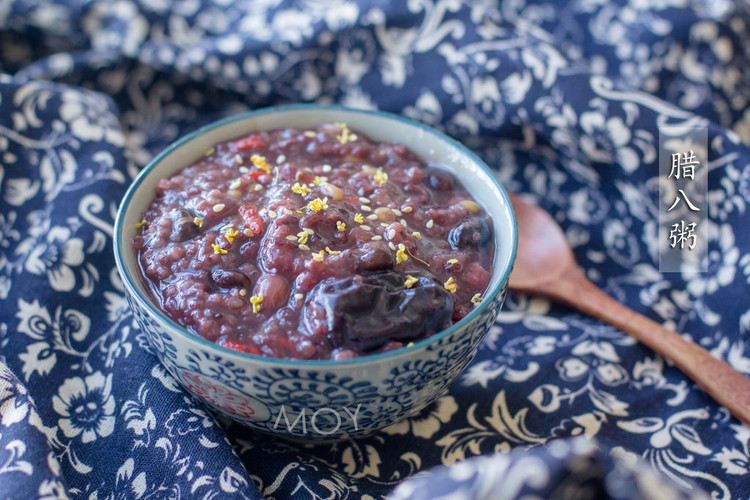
xmin=684 ymin=223 xmax=739 ymax=297
xmin=383 ymin=396 xmax=458 ymax=439
xmin=579 ymin=112 xmax=639 ymax=172
xmin=52 ymin=373 xmax=115 ymax=443
xmin=24 ymin=227 xmax=84 ymax=293
xmin=81 ymin=1 xmax=148 ymax=56
xmin=58 ymin=91 xmax=125 ymax=146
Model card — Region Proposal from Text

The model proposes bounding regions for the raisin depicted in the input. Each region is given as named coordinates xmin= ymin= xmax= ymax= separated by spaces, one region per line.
xmin=424 ymin=166 xmax=455 ymax=191
xmin=447 ymin=216 xmax=491 ymax=250
xmin=168 ymin=208 xmax=199 ymax=242
xmin=359 ymin=247 xmax=394 ymax=272
xmin=211 ymin=268 xmax=253 ymax=289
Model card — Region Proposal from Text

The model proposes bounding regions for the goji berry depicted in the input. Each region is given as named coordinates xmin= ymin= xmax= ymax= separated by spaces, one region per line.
xmin=239 ymin=205 xmax=265 ymax=235
xmin=297 ymin=171 xmax=315 ymax=184
xmin=244 ymin=171 xmax=265 ymax=182
xmin=217 ymin=338 xmax=261 ymax=355
xmin=247 ymin=217 xmax=264 ymax=235
xmin=232 ymin=134 xmax=266 ymax=151
xmin=238 ymin=205 xmax=258 ymax=218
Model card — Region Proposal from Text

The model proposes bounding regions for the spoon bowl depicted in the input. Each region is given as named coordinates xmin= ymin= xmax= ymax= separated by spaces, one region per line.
xmin=508 ymin=194 xmax=573 ymax=291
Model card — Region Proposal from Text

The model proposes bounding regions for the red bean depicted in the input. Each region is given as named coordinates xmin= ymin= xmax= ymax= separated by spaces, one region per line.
xmin=254 ymin=275 xmax=290 ymax=309
xmin=359 ymin=246 xmax=394 ymax=272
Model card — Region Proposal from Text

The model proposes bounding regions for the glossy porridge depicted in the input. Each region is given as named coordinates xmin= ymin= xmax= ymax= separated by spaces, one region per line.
xmin=133 ymin=123 xmax=494 ymax=360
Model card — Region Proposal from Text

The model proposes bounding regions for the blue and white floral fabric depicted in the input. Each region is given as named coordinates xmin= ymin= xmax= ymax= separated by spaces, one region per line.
xmin=388 ymin=438 xmax=711 ymax=500
xmin=1 ymin=1 xmax=750 ymax=499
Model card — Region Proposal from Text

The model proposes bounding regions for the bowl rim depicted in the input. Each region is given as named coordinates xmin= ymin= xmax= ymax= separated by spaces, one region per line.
xmin=114 ymin=103 xmax=518 ymax=366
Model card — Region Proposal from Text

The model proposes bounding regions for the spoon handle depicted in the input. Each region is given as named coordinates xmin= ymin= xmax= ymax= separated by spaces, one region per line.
xmin=544 ymin=266 xmax=750 ymax=427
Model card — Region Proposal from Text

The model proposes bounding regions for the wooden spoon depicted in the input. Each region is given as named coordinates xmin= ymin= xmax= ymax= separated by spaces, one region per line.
xmin=508 ymin=193 xmax=750 ymax=426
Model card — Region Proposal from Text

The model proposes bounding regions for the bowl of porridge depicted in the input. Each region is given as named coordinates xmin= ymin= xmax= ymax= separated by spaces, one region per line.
xmin=114 ymin=105 xmax=516 ymax=439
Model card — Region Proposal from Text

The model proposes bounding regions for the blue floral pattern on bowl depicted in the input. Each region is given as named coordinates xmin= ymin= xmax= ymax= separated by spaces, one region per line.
xmin=123 ymin=284 xmax=507 ymax=439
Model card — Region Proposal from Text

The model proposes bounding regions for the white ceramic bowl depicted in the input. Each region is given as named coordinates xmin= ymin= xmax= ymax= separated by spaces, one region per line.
xmin=114 ymin=105 xmax=517 ymax=440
